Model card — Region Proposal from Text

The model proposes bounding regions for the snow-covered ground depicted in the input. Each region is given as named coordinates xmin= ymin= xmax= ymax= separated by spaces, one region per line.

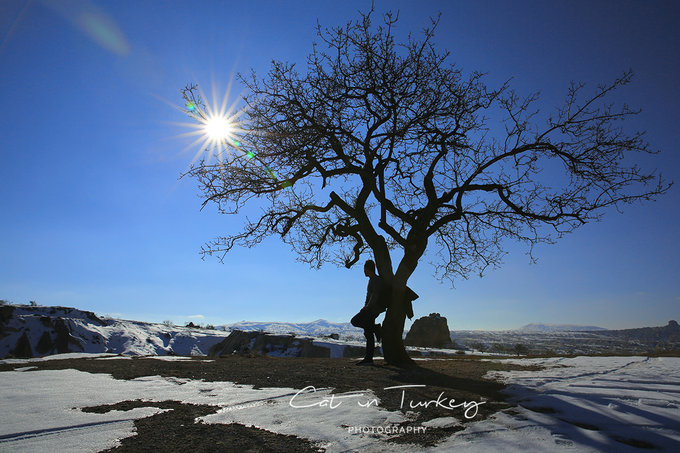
xmin=460 ymin=356 xmax=680 ymax=452
xmin=1 ymin=355 xmax=678 ymax=452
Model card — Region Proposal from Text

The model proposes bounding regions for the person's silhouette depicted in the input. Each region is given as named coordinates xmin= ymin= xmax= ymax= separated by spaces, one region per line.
xmin=351 ymin=260 xmax=383 ymax=365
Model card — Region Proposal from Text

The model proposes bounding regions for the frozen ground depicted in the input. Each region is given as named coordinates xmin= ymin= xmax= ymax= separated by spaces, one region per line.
xmin=1 ymin=355 xmax=678 ymax=452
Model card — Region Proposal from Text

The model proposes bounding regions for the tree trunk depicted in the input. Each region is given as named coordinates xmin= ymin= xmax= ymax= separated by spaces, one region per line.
xmin=381 ymin=285 xmax=416 ymax=367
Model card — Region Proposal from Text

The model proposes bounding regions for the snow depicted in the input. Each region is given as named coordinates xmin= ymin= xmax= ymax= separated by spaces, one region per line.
xmin=0 ymin=305 xmax=233 ymax=358
xmin=0 ymin=369 xmax=167 ymax=452
xmin=475 ymin=356 xmax=680 ymax=451
xmin=0 ymin=365 xmax=407 ymax=452
xmin=222 ymin=319 xmax=365 ymax=339
xmin=421 ymin=416 xmax=462 ymax=428
xmin=201 ymin=386 xmax=413 ymax=452
xmin=1 ymin=355 xmax=679 ymax=452
xmin=78 ymin=319 xmax=231 ymax=356
xmin=138 ymin=356 xmax=214 ymax=362
xmin=0 ymin=353 xmax=118 ymax=365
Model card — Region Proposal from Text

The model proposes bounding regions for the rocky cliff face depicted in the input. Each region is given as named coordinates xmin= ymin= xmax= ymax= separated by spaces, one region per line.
xmin=404 ymin=313 xmax=453 ymax=348
xmin=0 ymin=305 xmax=105 ymax=358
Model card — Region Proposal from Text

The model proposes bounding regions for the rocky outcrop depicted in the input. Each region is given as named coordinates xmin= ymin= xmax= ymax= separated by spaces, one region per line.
xmin=405 ymin=313 xmax=453 ymax=348
xmin=209 ymin=330 xmax=366 ymax=358
xmin=0 ymin=305 xmax=15 ymax=325
xmin=0 ymin=305 xmax=109 ymax=359
xmin=0 ymin=305 xmax=17 ymax=343
xmin=208 ymin=330 xmax=329 ymax=357
xmin=12 ymin=332 xmax=33 ymax=358
xmin=7 ymin=316 xmax=86 ymax=358
xmin=599 ymin=319 xmax=680 ymax=350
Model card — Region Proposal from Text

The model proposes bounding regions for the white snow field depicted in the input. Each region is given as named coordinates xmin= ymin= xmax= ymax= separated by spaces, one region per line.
xmin=0 ymin=355 xmax=678 ymax=452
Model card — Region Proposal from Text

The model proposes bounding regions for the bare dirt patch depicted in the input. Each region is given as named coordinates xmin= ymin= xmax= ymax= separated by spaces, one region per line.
xmin=83 ymin=400 xmax=323 ymax=452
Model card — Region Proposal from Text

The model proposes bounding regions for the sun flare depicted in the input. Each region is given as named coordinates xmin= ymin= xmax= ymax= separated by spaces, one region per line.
xmin=171 ymin=80 xmax=295 ymax=191
xmin=173 ymin=81 xmax=248 ymax=166
xmin=204 ymin=115 xmax=232 ymax=140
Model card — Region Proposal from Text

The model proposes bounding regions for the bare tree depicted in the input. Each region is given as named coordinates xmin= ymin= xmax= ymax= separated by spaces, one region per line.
xmin=182 ymin=10 xmax=670 ymax=366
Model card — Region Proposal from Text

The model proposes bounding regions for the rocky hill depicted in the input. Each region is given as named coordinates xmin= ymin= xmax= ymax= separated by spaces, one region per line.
xmin=0 ymin=304 xmax=231 ymax=358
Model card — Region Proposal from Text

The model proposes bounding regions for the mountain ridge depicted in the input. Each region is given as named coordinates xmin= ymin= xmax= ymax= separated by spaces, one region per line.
xmin=222 ymin=319 xmax=363 ymax=337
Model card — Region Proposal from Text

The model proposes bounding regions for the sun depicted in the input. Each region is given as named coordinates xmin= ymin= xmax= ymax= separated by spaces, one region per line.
xmin=171 ymin=80 xmax=297 ymax=191
xmin=173 ymin=80 xmax=248 ymax=166
xmin=204 ymin=115 xmax=232 ymax=140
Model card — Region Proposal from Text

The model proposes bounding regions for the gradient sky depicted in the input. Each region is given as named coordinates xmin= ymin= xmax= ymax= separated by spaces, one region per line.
xmin=1 ymin=0 xmax=678 ymax=330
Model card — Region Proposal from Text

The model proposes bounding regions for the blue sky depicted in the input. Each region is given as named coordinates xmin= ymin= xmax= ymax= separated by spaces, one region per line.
xmin=1 ymin=0 xmax=678 ymax=330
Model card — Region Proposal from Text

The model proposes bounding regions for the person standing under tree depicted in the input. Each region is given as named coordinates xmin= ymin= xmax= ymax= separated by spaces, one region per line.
xmin=351 ymin=260 xmax=384 ymax=365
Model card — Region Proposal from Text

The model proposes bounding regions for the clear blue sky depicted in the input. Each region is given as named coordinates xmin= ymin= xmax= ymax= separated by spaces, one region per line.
xmin=1 ymin=0 xmax=678 ymax=330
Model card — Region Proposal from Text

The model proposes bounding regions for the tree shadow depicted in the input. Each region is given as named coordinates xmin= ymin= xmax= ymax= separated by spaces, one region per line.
xmin=499 ymin=382 xmax=680 ymax=451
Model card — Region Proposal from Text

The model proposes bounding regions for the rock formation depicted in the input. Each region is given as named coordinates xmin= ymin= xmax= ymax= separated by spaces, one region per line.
xmin=404 ymin=313 xmax=453 ymax=348
xmin=209 ymin=330 xmax=366 ymax=358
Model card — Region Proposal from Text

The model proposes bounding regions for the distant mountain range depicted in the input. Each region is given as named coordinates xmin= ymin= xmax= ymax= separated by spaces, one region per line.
xmin=224 ymin=320 xmax=610 ymax=335
xmin=517 ymin=323 xmax=608 ymax=332
xmin=222 ymin=319 xmax=364 ymax=338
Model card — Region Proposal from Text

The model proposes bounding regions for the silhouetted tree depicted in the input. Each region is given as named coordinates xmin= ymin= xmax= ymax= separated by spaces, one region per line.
xmin=182 ymin=10 xmax=670 ymax=366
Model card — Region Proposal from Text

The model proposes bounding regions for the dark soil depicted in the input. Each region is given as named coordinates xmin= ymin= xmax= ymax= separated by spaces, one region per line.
xmin=0 ymin=355 xmax=539 ymax=451
xmin=83 ymin=400 xmax=322 ymax=452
